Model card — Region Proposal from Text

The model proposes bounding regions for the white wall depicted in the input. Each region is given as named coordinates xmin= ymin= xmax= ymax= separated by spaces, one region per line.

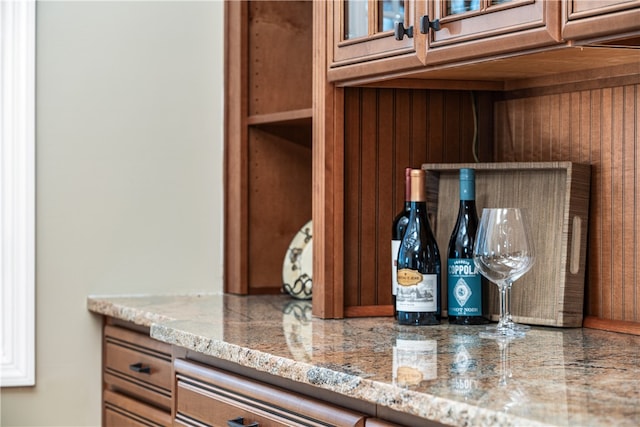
xmin=0 ymin=1 xmax=224 ymax=425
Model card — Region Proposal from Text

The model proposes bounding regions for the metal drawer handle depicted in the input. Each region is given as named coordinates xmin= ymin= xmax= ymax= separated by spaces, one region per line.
xmin=227 ymin=417 xmax=259 ymax=427
xmin=129 ymin=362 xmax=151 ymax=374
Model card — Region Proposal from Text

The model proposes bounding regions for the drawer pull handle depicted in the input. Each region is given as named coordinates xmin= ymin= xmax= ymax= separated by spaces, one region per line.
xmin=227 ymin=417 xmax=259 ymax=427
xmin=129 ymin=362 xmax=151 ymax=374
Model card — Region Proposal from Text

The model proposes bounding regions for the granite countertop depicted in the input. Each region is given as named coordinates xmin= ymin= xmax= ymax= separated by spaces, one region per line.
xmin=87 ymin=293 xmax=640 ymax=427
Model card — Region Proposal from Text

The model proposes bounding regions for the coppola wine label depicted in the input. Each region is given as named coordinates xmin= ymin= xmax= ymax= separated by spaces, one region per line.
xmin=447 ymin=168 xmax=487 ymax=325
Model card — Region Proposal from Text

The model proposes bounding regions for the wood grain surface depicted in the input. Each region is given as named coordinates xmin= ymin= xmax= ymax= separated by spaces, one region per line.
xmin=423 ymin=162 xmax=591 ymax=327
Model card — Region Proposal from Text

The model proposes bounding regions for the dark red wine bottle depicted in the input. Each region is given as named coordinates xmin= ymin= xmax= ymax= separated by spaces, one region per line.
xmin=396 ymin=169 xmax=441 ymax=326
xmin=392 ymin=168 xmax=412 ymax=318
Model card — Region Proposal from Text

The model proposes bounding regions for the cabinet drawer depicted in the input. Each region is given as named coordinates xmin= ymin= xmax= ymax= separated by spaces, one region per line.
xmin=175 ymin=359 xmax=366 ymax=427
xmin=104 ymin=389 xmax=171 ymax=427
xmin=104 ymin=325 xmax=172 ymax=409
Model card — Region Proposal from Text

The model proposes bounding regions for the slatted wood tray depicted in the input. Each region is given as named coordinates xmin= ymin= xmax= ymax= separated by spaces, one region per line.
xmin=423 ymin=162 xmax=591 ymax=327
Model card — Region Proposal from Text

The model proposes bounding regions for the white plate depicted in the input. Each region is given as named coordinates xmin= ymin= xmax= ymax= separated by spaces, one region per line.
xmin=282 ymin=220 xmax=312 ymax=300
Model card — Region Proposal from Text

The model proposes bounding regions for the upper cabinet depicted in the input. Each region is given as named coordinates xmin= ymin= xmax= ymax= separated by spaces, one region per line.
xmin=328 ymin=0 xmax=561 ymax=81
xmin=562 ymin=0 xmax=640 ymax=41
xmin=326 ymin=0 xmax=640 ymax=84
xmin=328 ymin=0 xmax=428 ymax=81
xmin=425 ymin=0 xmax=561 ymax=65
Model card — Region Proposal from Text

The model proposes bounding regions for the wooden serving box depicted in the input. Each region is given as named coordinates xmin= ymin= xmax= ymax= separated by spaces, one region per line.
xmin=423 ymin=162 xmax=591 ymax=327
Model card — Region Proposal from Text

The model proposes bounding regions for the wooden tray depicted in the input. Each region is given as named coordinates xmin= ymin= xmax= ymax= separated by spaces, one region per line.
xmin=423 ymin=162 xmax=591 ymax=327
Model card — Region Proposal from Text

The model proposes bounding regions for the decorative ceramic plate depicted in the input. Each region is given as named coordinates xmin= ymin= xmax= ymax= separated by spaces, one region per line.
xmin=282 ymin=220 xmax=312 ymax=300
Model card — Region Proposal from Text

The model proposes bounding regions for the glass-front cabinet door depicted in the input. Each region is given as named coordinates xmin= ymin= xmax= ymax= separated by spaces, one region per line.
xmin=425 ymin=0 xmax=561 ymax=65
xmin=328 ymin=0 xmax=428 ymax=82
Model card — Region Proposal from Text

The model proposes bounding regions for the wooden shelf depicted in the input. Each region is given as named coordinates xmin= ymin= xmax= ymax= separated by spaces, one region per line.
xmin=247 ymin=108 xmax=312 ymax=126
xmin=248 ymin=109 xmax=312 ymax=147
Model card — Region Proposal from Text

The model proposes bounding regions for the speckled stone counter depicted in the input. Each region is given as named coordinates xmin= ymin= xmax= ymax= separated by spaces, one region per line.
xmin=88 ymin=293 xmax=640 ymax=427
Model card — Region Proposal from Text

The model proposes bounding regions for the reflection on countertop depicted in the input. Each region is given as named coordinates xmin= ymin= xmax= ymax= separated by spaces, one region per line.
xmin=87 ymin=293 xmax=640 ymax=427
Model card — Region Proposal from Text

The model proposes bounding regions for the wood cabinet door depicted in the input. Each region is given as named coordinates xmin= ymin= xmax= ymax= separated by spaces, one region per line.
xmin=327 ymin=0 xmax=428 ymax=82
xmin=562 ymin=0 xmax=640 ymax=41
xmin=425 ymin=0 xmax=562 ymax=65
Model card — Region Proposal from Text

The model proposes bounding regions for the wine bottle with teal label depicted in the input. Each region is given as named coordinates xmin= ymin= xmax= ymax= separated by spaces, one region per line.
xmin=447 ymin=168 xmax=487 ymax=325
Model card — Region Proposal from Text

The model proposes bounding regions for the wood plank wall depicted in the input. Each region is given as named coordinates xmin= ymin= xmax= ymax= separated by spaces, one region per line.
xmin=494 ymin=83 xmax=640 ymax=330
xmin=342 ymin=88 xmax=493 ymax=316
xmin=341 ymin=81 xmax=640 ymax=332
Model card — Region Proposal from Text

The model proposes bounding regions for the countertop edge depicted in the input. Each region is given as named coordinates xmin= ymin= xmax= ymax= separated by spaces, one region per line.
xmin=87 ymin=296 xmax=176 ymax=327
xmin=149 ymin=323 xmax=552 ymax=427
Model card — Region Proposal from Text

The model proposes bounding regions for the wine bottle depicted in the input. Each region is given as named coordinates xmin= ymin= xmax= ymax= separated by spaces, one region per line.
xmin=391 ymin=168 xmax=412 ymax=318
xmin=396 ymin=169 xmax=441 ymax=325
xmin=447 ymin=168 xmax=487 ymax=325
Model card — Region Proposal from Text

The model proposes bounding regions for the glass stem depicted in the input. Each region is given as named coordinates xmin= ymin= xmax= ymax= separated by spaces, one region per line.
xmin=504 ymin=279 xmax=513 ymax=326
xmin=497 ymin=284 xmax=508 ymax=329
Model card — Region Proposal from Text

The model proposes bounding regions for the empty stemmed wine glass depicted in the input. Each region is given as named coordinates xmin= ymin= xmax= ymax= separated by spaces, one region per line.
xmin=473 ymin=208 xmax=535 ymax=338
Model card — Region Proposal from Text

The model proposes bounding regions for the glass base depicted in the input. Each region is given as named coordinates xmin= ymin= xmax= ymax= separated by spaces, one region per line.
xmin=504 ymin=321 xmax=530 ymax=332
xmin=483 ymin=319 xmax=531 ymax=335
xmin=479 ymin=326 xmax=525 ymax=339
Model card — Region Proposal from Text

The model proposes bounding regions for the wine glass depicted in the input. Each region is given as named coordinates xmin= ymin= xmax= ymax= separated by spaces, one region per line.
xmin=473 ymin=208 xmax=535 ymax=338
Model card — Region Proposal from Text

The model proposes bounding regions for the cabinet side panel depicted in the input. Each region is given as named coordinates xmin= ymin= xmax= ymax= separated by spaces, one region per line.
xmin=224 ymin=1 xmax=249 ymax=293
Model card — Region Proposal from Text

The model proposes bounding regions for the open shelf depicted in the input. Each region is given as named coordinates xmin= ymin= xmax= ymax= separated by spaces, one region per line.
xmin=225 ymin=1 xmax=313 ymax=295
xmin=247 ymin=108 xmax=312 ymax=147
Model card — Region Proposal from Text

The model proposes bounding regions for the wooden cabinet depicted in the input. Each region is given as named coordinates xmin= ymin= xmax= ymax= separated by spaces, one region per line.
xmin=104 ymin=390 xmax=171 ymax=427
xmin=222 ymin=0 xmax=640 ymax=329
xmin=326 ymin=0 xmax=562 ymax=81
xmin=103 ymin=323 xmax=172 ymax=426
xmin=325 ymin=0 xmax=640 ymax=83
xmin=425 ymin=0 xmax=561 ymax=65
xmin=327 ymin=0 xmax=428 ymax=81
xmin=562 ymin=0 xmax=640 ymax=41
xmin=174 ymin=358 xmax=367 ymax=427
xmin=224 ymin=1 xmax=313 ymax=295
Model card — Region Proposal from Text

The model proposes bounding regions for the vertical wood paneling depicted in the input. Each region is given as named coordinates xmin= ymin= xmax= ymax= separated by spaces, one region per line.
xmin=622 ymin=85 xmax=637 ymax=321
xmin=495 ymin=84 xmax=639 ymax=326
xmin=344 ymin=89 xmax=361 ymax=309
xmin=558 ymin=94 xmax=570 ymax=161
xmin=611 ymin=87 xmax=625 ymax=321
xmin=393 ymin=90 xmax=412 ymax=210
xmin=359 ymin=89 xmax=378 ymax=307
xmin=443 ymin=94 xmax=460 ymax=163
xmin=635 ymin=85 xmax=640 ymax=321
xmin=427 ymin=92 xmax=444 ymax=162
xmin=343 ymin=88 xmax=482 ymax=314
xmin=376 ymin=90 xmax=395 ymax=307
xmin=412 ymin=90 xmax=429 ymax=163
